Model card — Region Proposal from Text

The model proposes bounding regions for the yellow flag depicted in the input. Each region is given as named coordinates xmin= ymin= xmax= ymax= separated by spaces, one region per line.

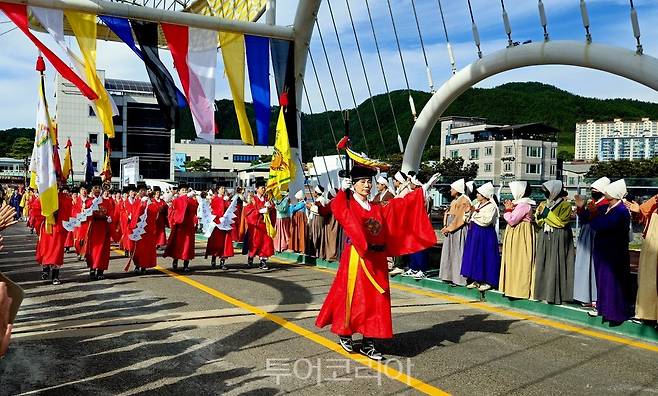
xmin=219 ymin=32 xmax=254 ymax=145
xmin=266 ymin=108 xmax=294 ymax=199
xmin=264 ymin=210 xmax=277 ymax=239
xmin=62 ymin=140 xmax=73 ymax=181
xmin=65 ymin=11 xmax=116 ymax=138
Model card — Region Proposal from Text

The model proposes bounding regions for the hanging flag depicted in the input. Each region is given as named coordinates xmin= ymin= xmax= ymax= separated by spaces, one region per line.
xmin=270 ymin=39 xmax=298 ymax=148
xmin=99 ymin=16 xmax=187 ymax=129
xmin=245 ymin=35 xmax=271 ymax=146
xmin=51 ymin=121 xmax=64 ymax=182
xmin=31 ymin=59 xmax=59 ymax=232
xmin=100 ymin=139 xmax=112 ymax=182
xmin=0 ymin=3 xmax=97 ymax=100
xmin=266 ymin=108 xmax=295 ymax=199
xmin=219 ymin=32 xmax=253 ymax=145
xmin=162 ymin=23 xmax=217 ymax=141
xmin=65 ymin=11 xmax=117 ymax=138
xmin=84 ymin=141 xmax=94 ymax=185
xmin=62 ymin=138 xmax=73 ymax=181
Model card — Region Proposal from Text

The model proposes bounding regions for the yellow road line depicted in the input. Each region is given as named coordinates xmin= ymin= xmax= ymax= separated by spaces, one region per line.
xmin=271 ymin=258 xmax=658 ymax=354
xmin=153 ymin=265 xmax=449 ymax=395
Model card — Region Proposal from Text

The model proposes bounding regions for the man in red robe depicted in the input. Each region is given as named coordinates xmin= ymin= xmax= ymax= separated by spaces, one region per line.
xmin=243 ymin=179 xmax=274 ymax=270
xmin=85 ymin=178 xmax=115 ymax=280
xmin=73 ymin=184 xmax=91 ymax=260
xmin=205 ymin=185 xmax=234 ymax=269
xmin=120 ymin=184 xmax=139 ymax=256
xmin=131 ymin=191 xmax=160 ymax=274
xmin=64 ymin=187 xmax=77 ymax=252
xmin=164 ymin=184 xmax=198 ymax=272
xmin=315 ymin=164 xmax=438 ymax=361
xmin=231 ymin=186 xmax=244 ymax=242
xmin=36 ymin=185 xmax=73 ymax=285
xmin=110 ymin=191 xmax=123 ymax=244
xmin=152 ymin=186 xmax=168 ymax=249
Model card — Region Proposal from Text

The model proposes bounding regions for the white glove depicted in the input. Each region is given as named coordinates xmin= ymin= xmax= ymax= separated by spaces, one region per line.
xmin=423 ymin=172 xmax=441 ymax=194
xmin=258 ymin=207 xmax=268 ymax=214
xmin=223 ymin=195 xmax=229 ymax=201
xmin=341 ymin=178 xmax=352 ymax=191
xmin=187 ymin=191 xmax=195 ymax=198
xmin=219 ymin=216 xmax=225 ymax=223
xmin=141 ymin=196 xmax=148 ymax=202
xmin=107 ymin=217 xmax=112 ymax=224
xmin=264 ymin=201 xmax=271 ymax=208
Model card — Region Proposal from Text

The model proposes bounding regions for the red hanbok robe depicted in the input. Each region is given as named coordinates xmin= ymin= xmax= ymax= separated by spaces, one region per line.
xmin=111 ymin=197 xmax=123 ymax=243
xmin=316 ymin=189 xmax=437 ymax=339
xmin=244 ymin=194 xmax=274 ymax=258
xmin=132 ymin=199 xmax=160 ymax=269
xmin=64 ymin=195 xmax=75 ymax=248
xmin=85 ymin=196 xmax=115 ymax=271
xmin=153 ymin=198 xmax=168 ymax=247
xmin=164 ymin=195 xmax=198 ymax=260
xmin=73 ymin=195 xmax=92 ymax=255
xmin=121 ymin=198 xmax=141 ymax=252
xmin=205 ymin=196 xmax=235 ymax=258
xmin=28 ymin=196 xmax=44 ymax=236
xmin=36 ymin=192 xmax=73 ymax=267
xmin=232 ymin=197 xmax=243 ymax=242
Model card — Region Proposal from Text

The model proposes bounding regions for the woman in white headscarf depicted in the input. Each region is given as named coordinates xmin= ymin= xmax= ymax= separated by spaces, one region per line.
xmin=438 ymin=178 xmax=470 ymax=286
xmin=573 ymin=177 xmax=610 ymax=307
xmin=534 ymin=180 xmax=575 ymax=304
xmin=499 ymin=181 xmax=536 ymax=299
xmin=461 ymin=182 xmax=501 ymax=292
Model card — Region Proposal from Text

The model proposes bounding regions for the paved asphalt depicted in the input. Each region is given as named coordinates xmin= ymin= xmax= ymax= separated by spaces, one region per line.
xmin=1 ymin=224 xmax=657 ymax=395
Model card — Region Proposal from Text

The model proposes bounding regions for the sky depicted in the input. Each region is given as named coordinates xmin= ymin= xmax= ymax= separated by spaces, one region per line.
xmin=0 ymin=0 xmax=657 ymax=130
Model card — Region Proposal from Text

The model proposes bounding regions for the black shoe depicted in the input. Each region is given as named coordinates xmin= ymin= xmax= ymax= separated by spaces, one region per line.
xmin=133 ymin=267 xmax=141 ymax=274
xmin=41 ymin=266 xmax=50 ymax=280
xmin=259 ymin=259 xmax=269 ymax=270
xmin=89 ymin=269 xmax=97 ymax=280
xmin=339 ymin=336 xmax=354 ymax=353
xmin=172 ymin=260 xmax=178 ymax=270
xmin=359 ymin=339 xmax=384 ymax=361
xmin=247 ymin=257 xmax=254 ymax=268
xmin=219 ymin=258 xmax=227 ymax=270
xmin=183 ymin=260 xmax=190 ymax=272
xmin=51 ymin=268 xmax=60 ymax=285
xmin=96 ymin=270 xmax=105 ymax=280
xmin=140 ymin=267 xmax=147 ymax=274
xmin=52 ymin=278 xmax=61 ymax=285
xmin=211 ymin=258 xmax=217 ymax=269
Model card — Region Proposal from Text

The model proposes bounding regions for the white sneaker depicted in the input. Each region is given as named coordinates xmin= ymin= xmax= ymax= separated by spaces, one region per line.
xmin=401 ymin=269 xmax=416 ymax=277
xmin=389 ymin=267 xmax=405 ymax=276
xmin=478 ymin=283 xmax=492 ymax=292
xmin=413 ymin=271 xmax=426 ymax=280
xmin=466 ymin=282 xmax=480 ymax=289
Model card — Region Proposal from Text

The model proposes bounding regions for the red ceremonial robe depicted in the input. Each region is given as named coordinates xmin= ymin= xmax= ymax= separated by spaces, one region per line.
xmin=121 ymin=198 xmax=141 ymax=252
xmin=315 ymin=189 xmax=437 ymax=339
xmin=244 ymin=194 xmax=274 ymax=259
xmin=36 ymin=192 xmax=72 ymax=267
xmin=164 ymin=195 xmax=198 ymax=260
xmin=73 ymin=195 xmax=91 ymax=255
xmin=205 ymin=196 xmax=235 ymax=258
xmin=132 ymin=199 xmax=159 ymax=269
xmin=111 ymin=197 xmax=123 ymax=243
xmin=85 ymin=196 xmax=115 ymax=271
xmin=29 ymin=197 xmax=44 ymax=236
xmin=232 ymin=198 xmax=243 ymax=242
xmin=154 ymin=198 xmax=168 ymax=247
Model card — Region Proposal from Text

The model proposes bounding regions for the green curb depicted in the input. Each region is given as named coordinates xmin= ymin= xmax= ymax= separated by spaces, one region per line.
xmin=209 ymin=236 xmax=658 ymax=344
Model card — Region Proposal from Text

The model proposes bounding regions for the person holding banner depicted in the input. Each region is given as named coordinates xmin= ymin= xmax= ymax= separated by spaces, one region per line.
xmin=85 ymin=178 xmax=115 ymax=280
xmin=36 ymin=184 xmax=73 ymax=285
xmin=129 ymin=190 xmax=160 ymax=274
xmin=205 ymin=185 xmax=234 ymax=270
xmin=164 ymin=184 xmax=198 ymax=272
xmin=72 ymin=185 xmax=91 ymax=260
xmin=244 ymin=179 xmax=274 ymax=270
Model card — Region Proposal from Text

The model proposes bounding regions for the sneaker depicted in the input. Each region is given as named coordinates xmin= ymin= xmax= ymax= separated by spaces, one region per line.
xmin=478 ymin=283 xmax=492 ymax=292
xmin=41 ymin=267 xmax=50 ymax=280
xmin=466 ymin=282 xmax=480 ymax=289
xmin=89 ymin=269 xmax=97 ymax=280
xmin=401 ymin=269 xmax=416 ymax=277
xmin=339 ymin=336 xmax=354 ymax=353
xmin=359 ymin=339 xmax=384 ymax=361
xmin=260 ymin=260 xmax=269 ymax=270
xmin=52 ymin=278 xmax=61 ymax=285
xmin=96 ymin=271 xmax=105 ymax=280
xmin=172 ymin=260 xmax=178 ymax=270
xmin=219 ymin=259 xmax=228 ymax=270
xmin=389 ymin=267 xmax=404 ymax=276
xmin=247 ymin=257 xmax=254 ymax=268
xmin=133 ymin=267 xmax=141 ymax=274
xmin=413 ymin=271 xmax=426 ymax=280
xmin=587 ymin=310 xmax=599 ymax=317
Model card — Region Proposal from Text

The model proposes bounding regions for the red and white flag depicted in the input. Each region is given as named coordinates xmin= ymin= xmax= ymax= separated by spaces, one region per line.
xmin=162 ymin=24 xmax=217 ymax=141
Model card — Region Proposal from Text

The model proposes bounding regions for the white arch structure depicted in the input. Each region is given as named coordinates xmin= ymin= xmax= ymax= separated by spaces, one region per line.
xmin=401 ymin=40 xmax=658 ymax=173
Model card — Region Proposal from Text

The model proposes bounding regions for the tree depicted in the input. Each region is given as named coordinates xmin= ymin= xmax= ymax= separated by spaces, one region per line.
xmin=557 ymin=150 xmax=574 ymax=162
xmin=183 ymin=157 xmax=211 ymax=172
xmin=429 ymin=157 xmax=479 ymax=182
xmin=586 ymin=158 xmax=658 ymax=179
xmin=8 ymin=137 xmax=33 ymax=160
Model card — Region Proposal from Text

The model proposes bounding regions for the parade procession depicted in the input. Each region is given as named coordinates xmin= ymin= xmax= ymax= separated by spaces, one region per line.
xmin=2 ymin=0 xmax=658 ymax=395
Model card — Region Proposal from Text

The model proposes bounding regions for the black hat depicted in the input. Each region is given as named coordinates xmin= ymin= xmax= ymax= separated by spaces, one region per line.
xmin=136 ymin=181 xmax=147 ymax=190
xmin=255 ymin=179 xmax=266 ymax=188
xmin=127 ymin=184 xmax=137 ymax=191
xmin=349 ymin=164 xmax=377 ymax=181
xmin=122 ymin=186 xmax=130 ymax=194
xmin=91 ymin=177 xmax=103 ymax=187
xmin=178 ymin=183 xmax=189 ymax=190
xmin=60 ymin=184 xmax=70 ymax=192
xmin=152 ymin=186 xmax=162 ymax=193
xmin=78 ymin=182 xmax=88 ymax=190
xmin=71 ymin=186 xmax=80 ymax=194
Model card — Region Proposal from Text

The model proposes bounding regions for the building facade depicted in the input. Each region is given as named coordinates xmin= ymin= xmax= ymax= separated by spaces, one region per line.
xmin=439 ymin=117 xmax=559 ymax=184
xmin=55 ymin=74 xmax=175 ymax=184
xmin=599 ymin=135 xmax=658 ymax=161
xmin=0 ymin=157 xmax=26 ymax=185
xmin=575 ymin=118 xmax=658 ymax=160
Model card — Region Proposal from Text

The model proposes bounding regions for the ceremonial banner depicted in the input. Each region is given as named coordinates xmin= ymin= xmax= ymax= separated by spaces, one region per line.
xmin=0 ymin=3 xmax=97 ymax=100
xmin=245 ymin=35 xmax=270 ymax=145
xmin=266 ymin=108 xmax=294 ymax=199
xmin=31 ymin=71 xmax=59 ymax=232
xmin=270 ymin=39 xmax=297 ymax=148
xmin=162 ymin=23 xmax=217 ymax=141
xmin=62 ymin=139 xmax=73 ymax=181
xmin=100 ymin=140 xmax=111 ymax=182
xmin=219 ymin=32 xmax=253 ymax=145
xmin=84 ymin=141 xmax=94 ymax=185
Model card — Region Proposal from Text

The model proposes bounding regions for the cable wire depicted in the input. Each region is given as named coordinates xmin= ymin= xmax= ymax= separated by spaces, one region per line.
xmin=410 ymin=0 xmax=434 ymax=92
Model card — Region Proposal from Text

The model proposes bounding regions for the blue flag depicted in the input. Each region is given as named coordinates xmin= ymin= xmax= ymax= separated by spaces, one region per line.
xmin=245 ymin=35 xmax=271 ymax=146
xmin=84 ymin=142 xmax=94 ymax=185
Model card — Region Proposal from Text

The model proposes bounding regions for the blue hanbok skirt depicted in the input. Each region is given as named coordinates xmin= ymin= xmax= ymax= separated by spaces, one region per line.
xmin=461 ymin=223 xmax=501 ymax=287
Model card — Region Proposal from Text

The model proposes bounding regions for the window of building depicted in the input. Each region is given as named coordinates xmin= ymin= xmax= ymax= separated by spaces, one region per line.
xmin=504 ymin=146 xmax=513 ymax=155
xmin=550 ymin=165 xmax=556 ymax=175
xmin=89 ymin=133 xmax=98 ymax=144
xmin=569 ymin=177 xmax=576 ymax=185
xmin=526 ymin=163 xmax=540 ymax=174
xmin=88 ymin=106 xmax=96 ymax=117
xmin=469 ymin=148 xmax=479 ymax=160
xmin=484 ymin=163 xmax=492 ymax=172
xmin=526 ymin=146 xmax=541 ymax=158
xmin=233 ymin=154 xmax=260 ymax=163
xmin=485 ymin=146 xmax=493 ymax=156
xmin=450 ymin=150 xmax=459 ymax=159
xmin=504 ymin=162 xmax=512 ymax=172
xmin=551 ymin=147 xmax=557 ymax=159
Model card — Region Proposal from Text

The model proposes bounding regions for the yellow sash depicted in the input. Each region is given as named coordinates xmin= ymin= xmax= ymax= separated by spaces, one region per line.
xmin=344 ymin=245 xmax=386 ymax=329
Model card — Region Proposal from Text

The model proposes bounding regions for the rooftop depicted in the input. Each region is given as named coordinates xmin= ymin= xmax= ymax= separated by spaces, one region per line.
xmin=447 ymin=122 xmax=559 ymax=144
xmin=105 ymin=79 xmax=154 ymax=94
